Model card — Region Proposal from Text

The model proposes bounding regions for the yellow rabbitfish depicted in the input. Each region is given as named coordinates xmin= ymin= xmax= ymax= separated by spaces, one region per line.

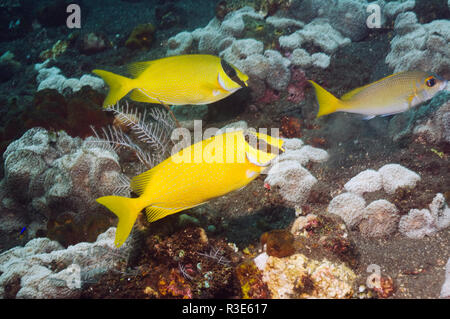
xmin=92 ymin=54 xmax=249 ymax=107
xmin=309 ymin=71 xmax=448 ymax=119
xmin=96 ymin=130 xmax=284 ymax=247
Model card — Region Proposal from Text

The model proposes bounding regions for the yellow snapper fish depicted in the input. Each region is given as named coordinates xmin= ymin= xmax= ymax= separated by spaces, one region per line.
xmin=96 ymin=130 xmax=284 ymax=247
xmin=309 ymin=71 xmax=448 ymax=119
xmin=92 ymin=54 xmax=249 ymax=107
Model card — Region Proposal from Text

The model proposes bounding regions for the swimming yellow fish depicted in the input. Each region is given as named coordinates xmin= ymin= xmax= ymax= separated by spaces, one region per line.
xmin=92 ymin=54 xmax=249 ymax=107
xmin=96 ymin=130 xmax=284 ymax=247
xmin=309 ymin=71 xmax=448 ymax=119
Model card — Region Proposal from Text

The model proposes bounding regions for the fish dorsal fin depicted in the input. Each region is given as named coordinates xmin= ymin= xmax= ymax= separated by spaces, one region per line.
xmin=341 ymin=72 xmax=405 ymax=101
xmin=127 ymin=61 xmax=154 ymax=78
xmin=130 ymin=167 xmax=159 ymax=196
xmin=340 ymin=86 xmax=366 ymax=101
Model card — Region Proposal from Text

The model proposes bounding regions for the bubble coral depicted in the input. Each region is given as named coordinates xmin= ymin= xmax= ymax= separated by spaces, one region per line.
xmin=125 ymin=23 xmax=156 ymax=50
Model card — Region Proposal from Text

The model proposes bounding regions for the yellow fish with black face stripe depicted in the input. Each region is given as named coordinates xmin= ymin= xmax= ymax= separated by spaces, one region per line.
xmin=309 ymin=70 xmax=448 ymax=119
xmin=93 ymin=54 xmax=249 ymax=107
xmin=96 ymin=130 xmax=284 ymax=247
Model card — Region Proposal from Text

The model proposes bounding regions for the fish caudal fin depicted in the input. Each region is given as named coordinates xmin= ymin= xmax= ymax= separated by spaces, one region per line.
xmin=308 ymin=80 xmax=343 ymax=118
xmin=96 ymin=196 xmax=143 ymax=247
xmin=92 ymin=69 xmax=134 ymax=107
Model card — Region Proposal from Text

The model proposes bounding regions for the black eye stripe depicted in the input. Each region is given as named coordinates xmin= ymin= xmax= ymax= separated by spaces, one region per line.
xmin=220 ymin=59 xmax=246 ymax=88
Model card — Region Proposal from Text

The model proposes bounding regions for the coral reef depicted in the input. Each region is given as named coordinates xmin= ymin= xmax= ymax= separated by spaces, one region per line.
xmin=385 ymin=12 xmax=450 ymax=78
xmin=0 ymin=227 xmax=131 ymax=298
xmin=1 ymin=128 xmax=125 ymax=247
xmin=254 ymin=252 xmax=356 ymax=298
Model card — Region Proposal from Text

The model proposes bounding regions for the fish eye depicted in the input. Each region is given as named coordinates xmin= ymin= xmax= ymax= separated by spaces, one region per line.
xmin=425 ymin=76 xmax=436 ymax=87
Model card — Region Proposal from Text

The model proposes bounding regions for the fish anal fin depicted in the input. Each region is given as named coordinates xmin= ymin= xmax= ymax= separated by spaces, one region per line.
xmin=145 ymin=202 xmax=209 ymax=223
xmin=145 ymin=206 xmax=176 ymax=223
xmin=127 ymin=61 xmax=154 ymax=78
xmin=130 ymin=88 xmax=160 ymax=104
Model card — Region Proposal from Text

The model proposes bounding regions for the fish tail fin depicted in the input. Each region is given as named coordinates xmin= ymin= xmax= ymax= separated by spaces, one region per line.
xmin=92 ymin=69 xmax=135 ymax=107
xmin=308 ymin=80 xmax=343 ymax=118
xmin=96 ymin=195 xmax=143 ymax=247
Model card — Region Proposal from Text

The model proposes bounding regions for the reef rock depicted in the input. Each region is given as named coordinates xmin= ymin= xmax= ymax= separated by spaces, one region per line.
xmin=378 ymin=164 xmax=421 ymax=195
xmin=385 ymin=12 xmax=450 ymax=78
xmin=1 ymin=128 xmax=124 ymax=246
xmin=327 ymin=192 xmax=366 ymax=228
xmin=358 ymin=200 xmax=400 ymax=238
xmin=0 ymin=227 xmax=131 ymax=298
xmin=254 ymin=253 xmax=356 ymax=298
